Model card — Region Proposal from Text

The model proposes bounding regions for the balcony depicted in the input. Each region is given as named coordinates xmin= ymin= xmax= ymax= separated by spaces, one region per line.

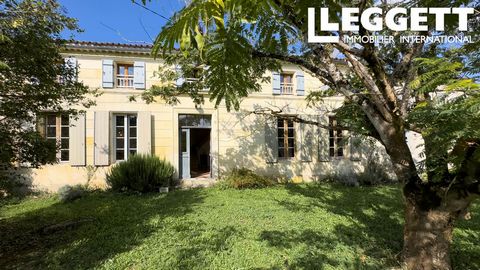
xmin=116 ymin=74 xmax=134 ymax=88
xmin=280 ymin=82 xmax=294 ymax=95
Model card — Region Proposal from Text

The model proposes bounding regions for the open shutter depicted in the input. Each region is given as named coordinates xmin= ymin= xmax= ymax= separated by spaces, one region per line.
xmin=36 ymin=115 xmax=45 ymax=137
xmin=70 ymin=114 xmax=86 ymax=166
xmin=94 ymin=111 xmax=110 ymax=166
xmin=349 ymin=134 xmax=362 ymax=161
xmin=175 ymin=65 xmax=185 ymax=87
xmin=137 ymin=111 xmax=152 ymax=154
xmin=134 ymin=61 xmax=146 ymax=89
xmin=299 ymin=115 xmax=314 ymax=162
xmin=102 ymin=59 xmax=114 ymax=88
xmin=264 ymin=116 xmax=278 ymax=163
xmin=318 ymin=114 xmax=330 ymax=162
xmin=272 ymin=72 xmax=281 ymax=95
xmin=296 ymin=71 xmax=305 ymax=96
xmin=65 ymin=57 xmax=78 ymax=81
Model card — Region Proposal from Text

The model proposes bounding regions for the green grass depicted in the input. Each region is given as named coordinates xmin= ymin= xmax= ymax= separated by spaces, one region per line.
xmin=0 ymin=184 xmax=478 ymax=269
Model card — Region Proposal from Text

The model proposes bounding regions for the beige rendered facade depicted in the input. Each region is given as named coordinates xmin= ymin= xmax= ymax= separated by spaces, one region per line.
xmin=29 ymin=41 xmax=388 ymax=192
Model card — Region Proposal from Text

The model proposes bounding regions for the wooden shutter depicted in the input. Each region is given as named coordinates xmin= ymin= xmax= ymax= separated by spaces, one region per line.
xmin=102 ymin=59 xmax=114 ymax=88
xmin=296 ymin=71 xmax=305 ymax=96
xmin=137 ymin=111 xmax=152 ymax=154
xmin=175 ymin=65 xmax=185 ymax=87
xmin=318 ymin=114 xmax=330 ymax=162
xmin=65 ymin=57 xmax=78 ymax=81
xmin=36 ymin=115 xmax=45 ymax=137
xmin=134 ymin=61 xmax=146 ymax=89
xmin=272 ymin=72 xmax=281 ymax=95
xmin=94 ymin=111 xmax=110 ymax=166
xmin=70 ymin=114 xmax=86 ymax=166
xmin=299 ymin=115 xmax=314 ymax=162
xmin=264 ymin=116 xmax=278 ymax=163
xmin=349 ymin=134 xmax=362 ymax=161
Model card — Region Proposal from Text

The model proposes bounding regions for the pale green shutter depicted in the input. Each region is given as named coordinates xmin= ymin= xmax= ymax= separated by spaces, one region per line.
xmin=94 ymin=111 xmax=110 ymax=166
xmin=299 ymin=115 xmax=314 ymax=162
xmin=318 ymin=114 xmax=330 ymax=162
xmin=70 ymin=114 xmax=86 ymax=166
xmin=137 ymin=111 xmax=152 ymax=154
xmin=265 ymin=116 xmax=278 ymax=163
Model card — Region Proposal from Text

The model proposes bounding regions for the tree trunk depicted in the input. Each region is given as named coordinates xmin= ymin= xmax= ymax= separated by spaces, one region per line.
xmin=402 ymin=200 xmax=456 ymax=270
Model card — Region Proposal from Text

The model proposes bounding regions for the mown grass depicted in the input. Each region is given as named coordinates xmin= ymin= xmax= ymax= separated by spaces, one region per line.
xmin=0 ymin=184 xmax=478 ymax=269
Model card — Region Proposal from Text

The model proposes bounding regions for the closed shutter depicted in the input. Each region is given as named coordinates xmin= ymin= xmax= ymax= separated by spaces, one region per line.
xmin=65 ymin=57 xmax=78 ymax=81
xmin=102 ymin=59 xmax=114 ymax=88
xmin=272 ymin=72 xmax=281 ymax=95
xmin=70 ymin=114 xmax=86 ymax=166
xmin=296 ymin=71 xmax=305 ymax=96
xmin=299 ymin=115 xmax=314 ymax=162
xmin=37 ymin=115 xmax=45 ymax=137
xmin=264 ymin=116 xmax=278 ymax=163
xmin=318 ymin=114 xmax=330 ymax=162
xmin=137 ymin=111 xmax=152 ymax=154
xmin=134 ymin=61 xmax=146 ymax=89
xmin=94 ymin=111 xmax=110 ymax=166
xmin=175 ymin=65 xmax=185 ymax=87
xmin=350 ymin=134 xmax=362 ymax=161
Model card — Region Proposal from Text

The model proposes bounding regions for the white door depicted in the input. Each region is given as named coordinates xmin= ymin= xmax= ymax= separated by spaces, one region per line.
xmin=180 ymin=128 xmax=190 ymax=179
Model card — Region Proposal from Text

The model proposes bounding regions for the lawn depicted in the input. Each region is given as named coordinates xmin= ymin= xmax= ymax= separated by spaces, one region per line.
xmin=0 ymin=184 xmax=479 ymax=269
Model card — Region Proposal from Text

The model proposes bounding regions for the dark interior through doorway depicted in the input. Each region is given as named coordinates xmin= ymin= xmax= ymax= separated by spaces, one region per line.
xmin=190 ymin=128 xmax=211 ymax=178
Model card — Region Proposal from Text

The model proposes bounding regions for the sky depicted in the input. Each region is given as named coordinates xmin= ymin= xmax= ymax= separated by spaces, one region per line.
xmin=58 ymin=0 xmax=184 ymax=44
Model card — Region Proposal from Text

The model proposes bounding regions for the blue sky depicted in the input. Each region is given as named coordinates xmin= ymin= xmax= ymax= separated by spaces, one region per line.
xmin=59 ymin=0 xmax=183 ymax=44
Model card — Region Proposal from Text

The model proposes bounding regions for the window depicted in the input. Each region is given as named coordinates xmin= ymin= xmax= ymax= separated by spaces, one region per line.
xmin=329 ymin=117 xmax=344 ymax=158
xmin=277 ymin=118 xmax=295 ymax=158
xmin=116 ymin=63 xmax=134 ymax=88
xmin=43 ymin=114 xmax=69 ymax=161
xmin=114 ymin=114 xmax=137 ymax=161
xmin=280 ymin=73 xmax=294 ymax=95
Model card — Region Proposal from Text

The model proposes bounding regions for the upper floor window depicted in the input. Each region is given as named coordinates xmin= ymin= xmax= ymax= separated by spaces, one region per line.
xmin=42 ymin=114 xmax=70 ymax=162
xmin=280 ymin=73 xmax=294 ymax=95
xmin=116 ymin=63 xmax=134 ymax=88
xmin=114 ymin=114 xmax=137 ymax=161
xmin=329 ymin=116 xmax=344 ymax=158
xmin=277 ymin=118 xmax=295 ymax=158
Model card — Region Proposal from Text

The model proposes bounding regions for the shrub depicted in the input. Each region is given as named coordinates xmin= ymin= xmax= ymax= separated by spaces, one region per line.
xmin=106 ymin=154 xmax=175 ymax=193
xmin=219 ymin=168 xmax=276 ymax=189
xmin=58 ymin=184 xmax=88 ymax=203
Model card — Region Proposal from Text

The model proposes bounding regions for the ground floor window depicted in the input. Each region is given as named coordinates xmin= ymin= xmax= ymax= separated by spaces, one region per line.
xmin=329 ymin=116 xmax=344 ymax=157
xmin=277 ymin=118 xmax=295 ymax=158
xmin=114 ymin=114 xmax=137 ymax=161
xmin=42 ymin=114 xmax=69 ymax=161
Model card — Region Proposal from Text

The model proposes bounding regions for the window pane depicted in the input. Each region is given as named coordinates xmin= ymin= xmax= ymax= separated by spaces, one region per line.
xmin=61 ymin=115 xmax=69 ymax=125
xmin=127 ymin=66 xmax=134 ymax=75
xmin=47 ymin=115 xmax=56 ymax=125
xmin=288 ymin=128 xmax=294 ymax=137
xmin=278 ymin=138 xmax=284 ymax=148
xmin=116 ymin=116 xmax=124 ymax=126
xmin=61 ymin=127 xmax=69 ymax=137
xmin=116 ymin=138 xmax=124 ymax=149
xmin=129 ymin=139 xmax=137 ymax=149
xmin=129 ymin=116 xmax=137 ymax=126
xmin=61 ymin=138 xmax=69 ymax=149
xmin=288 ymin=148 xmax=294 ymax=157
xmin=288 ymin=138 xmax=294 ymax=148
xmin=277 ymin=119 xmax=283 ymax=128
xmin=116 ymin=150 xmax=125 ymax=160
xmin=337 ymin=148 xmax=344 ymax=157
xmin=278 ymin=148 xmax=285 ymax=158
xmin=329 ymin=138 xmax=335 ymax=147
xmin=129 ymin=127 xmax=137 ymax=138
xmin=61 ymin=150 xmax=69 ymax=161
xmin=287 ymin=120 xmax=293 ymax=128
xmin=129 ymin=149 xmax=137 ymax=155
xmin=118 ymin=66 xmax=125 ymax=74
xmin=181 ymin=131 xmax=187 ymax=152
xmin=330 ymin=148 xmax=335 ymax=157
xmin=116 ymin=127 xmax=125 ymax=137
xmin=47 ymin=127 xmax=56 ymax=137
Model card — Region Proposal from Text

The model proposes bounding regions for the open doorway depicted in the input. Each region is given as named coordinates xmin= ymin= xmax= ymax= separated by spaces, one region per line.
xmin=179 ymin=114 xmax=212 ymax=179
xmin=190 ymin=128 xmax=210 ymax=178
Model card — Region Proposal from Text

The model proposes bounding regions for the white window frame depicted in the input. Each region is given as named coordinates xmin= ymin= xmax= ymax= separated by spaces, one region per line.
xmin=114 ymin=114 xmax=137 ymax=162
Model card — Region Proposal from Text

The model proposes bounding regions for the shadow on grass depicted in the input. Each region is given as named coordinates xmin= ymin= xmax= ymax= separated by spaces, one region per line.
xmin=0 ymin=189 xmax=206 ymax=269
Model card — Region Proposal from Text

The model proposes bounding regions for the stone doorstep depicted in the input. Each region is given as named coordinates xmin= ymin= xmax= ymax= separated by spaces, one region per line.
xmin=177 ymin=178 xmax=217 ymax=189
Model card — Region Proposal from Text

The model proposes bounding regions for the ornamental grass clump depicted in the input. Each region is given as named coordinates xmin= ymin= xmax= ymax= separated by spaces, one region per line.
xmin=106 ymin=154 xmax=175 ymax=193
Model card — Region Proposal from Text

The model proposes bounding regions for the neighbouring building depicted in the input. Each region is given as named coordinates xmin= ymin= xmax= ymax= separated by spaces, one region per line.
xmin=29 ymin=41 xmax=397 ymax=191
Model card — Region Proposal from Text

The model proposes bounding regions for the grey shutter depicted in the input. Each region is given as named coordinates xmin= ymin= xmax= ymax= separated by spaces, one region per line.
xmin=175 ymin=65 xmax=185 ymax=87
xmin=137 ymin=111 xmax=152 ymax=154
xmin=69 ymin=113 xmax=86 ymax=166
xmin=299 ymin=115 xmax=314 ymax=162
xmin=296 ymin=71 xmax=305 ymax=96
xmin=264 ymin=116 xmax=278 ymax=163
xmin=134 ymin=61 xmax=146 ymax=89
xmin=94 ymin=111 xmax=110 ymax=166
xmin=65 ymin=57 xmax=78 ymax=81
xmin=272 ymin=72 xmax=281 ymax=95
xmin=349 ymin=134 xmax=362 ymax=161
xmin=102 ymin=59 xmax=114 ymax=88
xmin=318 ymin=114 xmax=330 ymax=162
